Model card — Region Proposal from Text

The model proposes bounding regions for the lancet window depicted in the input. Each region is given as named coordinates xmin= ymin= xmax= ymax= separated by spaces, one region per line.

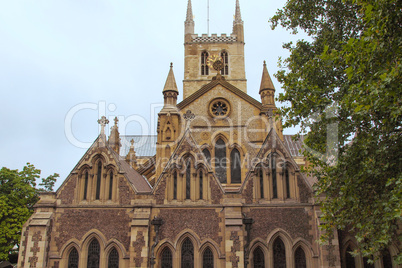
xmin=230 ymin=148 xmax=241 ymax=183
xmin=215 ymin=139 xmax=227 ymax=183
xmin=108 ymin=247 xmax=119 ymax=268
xmin=173 ymin=171 xmax=177 ymax=200
xmin=271 ymin=155 xmax=278 ymax=199
xmin=95 ymin=162 xmax=102 ymax=200
xmin=295 ymin=247 xmax=306 ymax=268
xmin=202 ymin=247 xmax=214 ymax=268
xmin=221 ymin=51 xmax=229 ymax=75
xmin=83 ymin=171 xmax=89 ymax=200
xmin=87 ymin=239 xmax=100 ymax=268
xmin=161 ymin=247 xmax=173 ymax=268
xmin=345 ymin=246 xmax=356 ymax=268
xmin=109 ymin=171 xmax=113 ymax=200
xmin=199 ymin=170 xmax=203 ymax=200
xmin=253 ymin=247 xmax=265 ymax=268
xmin=201 ymin=51 xmax=209 ymax=75
xmin=181 ymin=238 xmax=194 ymax=268
xmin=68 ymin=247 xmax=79 ymax=268
xmin=273 ymin=238 xmax=286 ymax=268
xmin=186 ymin=159 xmax=191 ymax=200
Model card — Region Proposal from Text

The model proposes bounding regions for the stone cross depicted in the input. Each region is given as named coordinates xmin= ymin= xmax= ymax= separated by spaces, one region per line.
xmin=97 ymin=116 xmax=109 ymax=135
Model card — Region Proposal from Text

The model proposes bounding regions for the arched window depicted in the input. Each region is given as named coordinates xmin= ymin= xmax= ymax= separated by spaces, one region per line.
xmin=83 ymin=171 xmax=89 ymax=200
xmin=230 ymin=148 xmax=241 ymax=183
xmin=199 ymin=171 xmax=203 ymax=200
xmin=68 ymin=247 xmax=79 ymax=268
xmin=87 ymin=239 xmax=100 ymax=268
xmin=220 ymin=51 xmax=229 ymax=75
xmin=201 ymin=51 xmax=209 ymax=75
xmin=202 ymin=148 xmax=211 ymax=165
xmin=215 ymin=139 xmax=227 ymax=183
xmin=284 ymin=163 xmax=290 ymax=198
xmin=382 ymin=249 xmax=393 ymax=268
xmin=271 ymin=155 xmax=278 ymax=198
xmin=109 ymin=171 xmax=113 ymax=200
xmin=203 ymin=247 xmax=214 ymax=268
xmin=345 ymin=246 xmax=356 ymax=268
xmin=253 ymin=247 xmax=265 ymax=268
xmin=181 ymin=238 xmax=194 ymax=268
xmin=273 ymin=238 xmax=286 ymax=268
xmin=295 ymin=247 xmax=306 ymax=268
xmin=161 ymin=247 xmax=173 ymax=268
xmin=186 ymin=159 xmax=191 ymax=200
xmin=108 ymin=247 xmax=119 ymax=268
xmin=173 ymin=171 xmax=177 ymax=200
xmin=257 ymin=166 xmax=264 ymax=199
xmin=96 ymin=162 xmax=102 ymax=200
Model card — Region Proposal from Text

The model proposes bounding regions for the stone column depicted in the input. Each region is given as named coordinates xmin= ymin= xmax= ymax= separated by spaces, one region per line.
xmin=130 ymin=207 xmax=151 ymax=268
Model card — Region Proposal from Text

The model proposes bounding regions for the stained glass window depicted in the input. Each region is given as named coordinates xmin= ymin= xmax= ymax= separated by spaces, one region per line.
xmin=181 ymin=238 xmax=194 ymax=268
xmin=295 ymin=247 xmax=306 ymax=268
xmin=230 ymin=148 xmax=241 ymax=183
xmin=83 ymin=171 xmax=88 ymax=200
xmin=199 ymin=171 xmax=203 ymax=200
xmin=108 ymin=247 xmax=119 ymax=268
xmin=161 ymin=247 xmax=172 ymax=268
xmin=345 ymin=246 xmax=355 ymax=268
xmin=68 ymin=247 xmax=79 ymax=268
xmin=271 ymin=155 xmax=278 ymax=198
xmin=382 ymin=249 xmax=392 ymax=268
xmin=96 ymin=162 xmax=102 ymax=200
xmin=203 ymin=247 xmax=214 ymax=268
xmin=109 ymin=172 xmax=113 ymax=200
xmin=215 ymin=139 xmax=227 ymax=183
xmin=201 ymin=51 xmax=209 ymax=75
xmin=273 ymin=238 xmax=286 ymax=268
xmin=253 ymin=247 xmax=265 ymax=268
xmin=220 ymin=51 xmax=229 ymax=75
xmin=87 ymin=239 xmax=100 ymax=268
xmin=186 ymin=159 xmax=191 ymax=200
xmin=202 ymin=149 xmax=211 ymax=165
xmin=173 ymin=171 xmax=177 ymax=200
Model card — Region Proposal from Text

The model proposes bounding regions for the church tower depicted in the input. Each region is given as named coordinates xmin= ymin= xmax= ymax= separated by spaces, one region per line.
xmin=183 ymin=0 xmax=247 ymax=99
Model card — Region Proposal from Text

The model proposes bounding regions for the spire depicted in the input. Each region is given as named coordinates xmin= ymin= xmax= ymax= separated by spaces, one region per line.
xmin=163 ymin=63 xmax=179 ymax=94
xmin=234 ymin=0 xmax=243 ymax=24
xmin=186 ymin=0 xmax=194 ymax=22
xmin=259 ymin=61 xmax=275 ymax=93
xmin=185 ymin=0 xmax=195 ymax=36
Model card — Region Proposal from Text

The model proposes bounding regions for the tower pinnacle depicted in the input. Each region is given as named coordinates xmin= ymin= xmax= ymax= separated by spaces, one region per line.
xmin=234 ymin=0 xmax=243 ymax=24
xmin=232 ymin=0 xmax=244 ymax=42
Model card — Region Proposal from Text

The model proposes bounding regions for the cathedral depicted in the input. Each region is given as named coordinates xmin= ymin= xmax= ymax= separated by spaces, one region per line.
xmin=17 ymin=1 xmax=400 ymax=268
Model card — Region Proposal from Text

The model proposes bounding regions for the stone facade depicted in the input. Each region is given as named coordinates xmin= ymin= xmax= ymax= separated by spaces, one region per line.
xmin=18 ymin=1 xmax=400 ymax=268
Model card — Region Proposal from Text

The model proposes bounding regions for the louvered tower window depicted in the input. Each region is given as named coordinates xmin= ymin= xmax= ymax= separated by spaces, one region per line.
xmin=273 ymin=238 xmax=286 ymax=268
xmin=83 ymin=171 xmax=89 ymax=200
xmin=295 ymin=247 xmax=306 ymax=268
xmin=215 ymin=139 xmax=227 ymax=183
xmin=271 ymin=155 xmax=278 ymax=198
xmin=220 ymin=51 xmax=229 ymax=75
xmin=230 ymin=148 xmax=241 ymax=183
xmin=68 ymin=247 xmax=79 ymax=268
xmin=253 ymin=247 xmax=265 ymax=268
xmin=181 ymin=238 xmax=194 ymax=268
xmin=109 ymin=171 xmax=113 ymax=200
xmin=202 ymin=247 xmax=214 ymax=268
xmin=96 ymin=162 xmax=102 ymax=200
xmin=201 ymin=51 xmax=209 ymax=75
xmin=108 ymin=247 xmax=119 ymax=268
xmin=161 ymin=247 xmax=173 ymax=268
xmin=87 ymin=239 xmax=100 ymax=268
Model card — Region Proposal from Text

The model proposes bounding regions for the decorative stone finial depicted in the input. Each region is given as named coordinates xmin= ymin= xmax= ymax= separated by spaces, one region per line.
xmin=114 ymin=116 xmax=119 ymax=126
xmin=130 ymin=139 xmax=134 ymax=148
xmin=98 ymin=116 xmax=109 ymax=135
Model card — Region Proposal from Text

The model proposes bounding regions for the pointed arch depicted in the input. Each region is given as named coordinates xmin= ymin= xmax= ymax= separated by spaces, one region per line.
xmin=220 ymin=50 xmax=229 ymax=75
xmin=181 ymin=237 xmax=194 ymax=268
xmin=253 ymin=246 xmax=265 ymax=268
xmin=294 ymin=246 xmax=306 ymax=268
xmin=95 ymin=161 xmax=102 ymax=200
xmin=273 ymin=237 xmax=286 ymax=268
xmin=161 ymin=246 xmax=173 ymax=268
xmin=107 ymin=247 xmax=119 ymax=268
xmin=202 ymin=148 xmax=211 ymax=165
xmin=202 ymin=247 xmax=214 ymax=268
xmin=87 ymin=238 xmax=100 ymax=268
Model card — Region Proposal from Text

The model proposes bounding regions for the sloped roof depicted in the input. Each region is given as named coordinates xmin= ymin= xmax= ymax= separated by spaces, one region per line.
xmin=120 ymin=135 xmax=303 ymax=158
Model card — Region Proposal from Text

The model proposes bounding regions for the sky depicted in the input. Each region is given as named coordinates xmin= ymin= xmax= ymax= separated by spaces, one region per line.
xmin=0 ymin=0 xmax=305 ymax=189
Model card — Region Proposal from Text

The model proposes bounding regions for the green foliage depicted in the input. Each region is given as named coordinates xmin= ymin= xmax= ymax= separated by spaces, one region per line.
xmin=0 ymin=163 xmax=59 ymax=261
xmin=271 ymin=0 xmax=401 ymax=263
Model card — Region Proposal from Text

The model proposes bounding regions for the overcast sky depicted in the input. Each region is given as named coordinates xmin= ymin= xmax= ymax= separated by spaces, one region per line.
xmin=0 ymin=0 xmax=304 ymax=189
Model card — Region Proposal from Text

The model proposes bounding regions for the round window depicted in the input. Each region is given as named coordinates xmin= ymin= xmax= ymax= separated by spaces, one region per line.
xmin=209 ymin=98 xmax=231 ymax=118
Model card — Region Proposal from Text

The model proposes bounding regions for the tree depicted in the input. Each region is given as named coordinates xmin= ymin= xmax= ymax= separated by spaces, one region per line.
xmin=0 ymin=163 xmax=59 ymax=261
xmin=271 ymin=0 xmax=401 ymax=263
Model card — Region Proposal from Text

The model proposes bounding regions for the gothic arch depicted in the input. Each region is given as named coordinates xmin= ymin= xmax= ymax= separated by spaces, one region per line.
xmin=249 ymin=242 xmax=269 ymax=268
xmin=157 ymin=242 xmax=175 ymax=268
xmin=60 ymin=240 xmax=81 ymax=263
xmin=199 ymin=240 xmax=224 ymax=259
xmin=267 ymin=229 xmax=293 ymax=268
xmin=104 ymin=239 xmax=128 ymax=259
xmin=292 ymin=239 xmax=315 ymax=268
xmin=90 ymin=153 xmax=108 ymax=167
xmin=174 ymin=230 xmax=202 ymax=251
xmin=199 ymin=242 xmax=220 ymax=267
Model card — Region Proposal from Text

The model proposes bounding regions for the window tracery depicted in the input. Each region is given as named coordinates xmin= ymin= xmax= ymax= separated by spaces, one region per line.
xmin=108 ymin=247 xmax=119 ymax=268
xmin=161 ymin=247 xmax=173 ymax=268
xmin=68 ymin=247 xmax=79 ymax=268
xmin=181 ymin=238 xmax=194 ymax=268
xmin=295 ymin=247 xmax=306 ymax=268
xmin=87 ymin=239 xmax=100 ymax=268
xmin=220 ymin=51 xmax=229 ymax=75
xmin=273 ymin=238 xmax=286 ymax=268
xmin=203 ymin=247 xmax=214 ymax=268
xmin=253 ymin=247 xmax=265 ymax=268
